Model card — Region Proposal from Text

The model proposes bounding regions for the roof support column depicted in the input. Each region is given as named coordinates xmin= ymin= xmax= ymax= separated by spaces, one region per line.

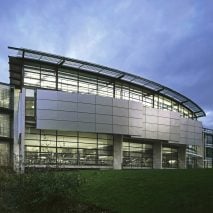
xmin=153 ymin=142 xmax=162 ymax=169
xmin=113 ymin=135 xmax=123 ymax=170
xmin=178 ymin=145 xmax=186 ymax=169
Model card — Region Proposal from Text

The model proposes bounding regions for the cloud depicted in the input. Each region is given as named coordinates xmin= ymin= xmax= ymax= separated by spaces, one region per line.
xmin=0 ymin=0 xmax=213 ymax=128
xmin=200 ymin=111 xmax=213 ymax=129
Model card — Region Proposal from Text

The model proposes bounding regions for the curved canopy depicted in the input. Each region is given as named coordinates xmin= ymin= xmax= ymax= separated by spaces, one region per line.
xmin=8 ymin=46 xmax=206 ymax=118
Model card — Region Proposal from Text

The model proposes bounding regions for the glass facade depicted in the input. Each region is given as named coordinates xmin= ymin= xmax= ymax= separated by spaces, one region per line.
xmin=0 ymin=84 xmax=11 ymax=138
xmin=186 ymin=145 xmax=200 ymax=168
xmin=0 ymin=83 xmax=12 ymax=167
xmin=0 ymin=113 xmax=10 ymax=138
xmin=24 ymin=125 xmax=113 ymax=167
xmin=162 ymin=145 xmax=178 ymax=168
xmin=0 ymin=84 xmax=10 ymax=109
xmin=122 ymin=139 xmax=153 ymax=168
xmin=204 ymin=129 xmax=213 ymax=168
xmin=23 ymin=62 xmax=194 ymax=119
xmin=0 ymin=143 xmax=10 ymax=166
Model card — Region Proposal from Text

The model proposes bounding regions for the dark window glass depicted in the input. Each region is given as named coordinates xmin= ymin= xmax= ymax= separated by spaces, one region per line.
xmin=206 ymin=148 xmax=213 ymax=158
xmin=24 ymin=127 xmax=113 ymax=167
xmin=0 ymin=143 xmax=10 ymax=166
xmin=162 ymin=146 xmax=178 ymax=168
xmin=122 ymin=140 xmax=153 ymax=168
xmin=0 ymin=113 xmax=10 ymax=137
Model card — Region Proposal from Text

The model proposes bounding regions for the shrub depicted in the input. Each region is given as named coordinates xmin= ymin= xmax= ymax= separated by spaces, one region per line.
xmin=0 ymin=170 xmax=84 ymax=213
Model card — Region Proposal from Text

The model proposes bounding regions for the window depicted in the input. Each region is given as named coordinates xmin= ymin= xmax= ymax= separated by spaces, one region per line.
xmin=23 ymin=62 xmax=196 ymax=119
xmin=0 ymin=113 xmax=10 ymax=137
xmin=206 ymin=148 xmax=213 ymax=158
xmin=162 ymin=145 xmax=178 ymax=168
xmin=206 ymin=135 xmax=213 ymax=145
xmin=0 ymin=143 xmax=10 ymax=166
xmin=0 ymin=84 xmax=10 ymax=108
xmin=123 ymin=140 xmax=153 ymax=168
xmin=24 ymin=127 xmax=113 ymax=167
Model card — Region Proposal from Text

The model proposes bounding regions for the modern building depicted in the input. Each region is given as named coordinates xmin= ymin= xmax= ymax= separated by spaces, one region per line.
xmin=203 ymin=128 xmax=213 ymax=168
xmin=0 ymin=46 xmax=212 ymax=172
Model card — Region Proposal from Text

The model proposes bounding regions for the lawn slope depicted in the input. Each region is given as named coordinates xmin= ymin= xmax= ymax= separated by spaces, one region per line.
xmin=1 ymin=169 xmax=213 ymax=213
xmin=78 ymin=169 xmax=213 ymax=213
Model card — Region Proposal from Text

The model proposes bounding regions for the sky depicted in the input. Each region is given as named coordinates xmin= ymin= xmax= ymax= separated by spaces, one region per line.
xmin=0 ymin=0 xmax=213 ymax=128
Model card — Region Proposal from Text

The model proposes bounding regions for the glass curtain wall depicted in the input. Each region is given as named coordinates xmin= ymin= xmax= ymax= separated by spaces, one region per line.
xmin=204 ymin=132 xmax=213 ymax=168
xmin=0 ymin=83 xmax=11 ymax=167
xmin=0 ymin=84 xmax=10 ymax=108
xmin=186 ymin=145 xmax=204 ymax=168
xmin=162 ymin=145 xmax=178 ymax=168
xmin=23 ymin=62 xmax=195 ymax=119
xmin=0 ymin=114 xmax=10 ymax=138
xmin=24 ymin=125 xmax=113 ymax=167
xmin=0 ymin=143 xmax=10 ymax=166
xmin=123 ymin=139 xmax=153 ymax=168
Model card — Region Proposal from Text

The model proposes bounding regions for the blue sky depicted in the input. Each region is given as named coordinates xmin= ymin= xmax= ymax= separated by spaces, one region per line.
xmin=0 ymin=0 xmax=213 ymax=128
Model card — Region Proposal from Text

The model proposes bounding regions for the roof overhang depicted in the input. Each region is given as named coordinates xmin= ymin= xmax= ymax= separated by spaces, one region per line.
xmin=8 ymin=46 xmax=206 ymax=118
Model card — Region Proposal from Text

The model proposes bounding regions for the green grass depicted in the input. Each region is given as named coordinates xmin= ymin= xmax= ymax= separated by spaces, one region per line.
xmin=77 ymin=169 xmax=213 ymax=213
xmin=1 ymin=169 xmax=213 ymax=213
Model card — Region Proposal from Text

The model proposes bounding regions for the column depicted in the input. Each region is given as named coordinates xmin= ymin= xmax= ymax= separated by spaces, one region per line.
xmin=178 ymin=145 xmax=186 ymax=169
xmin=153 ymin=142 xmax=162 ymax=169
xmin=13 ymin=89 xmax=25 ymax=173
xmin=113 ymin=135 xmax=123 ymax=170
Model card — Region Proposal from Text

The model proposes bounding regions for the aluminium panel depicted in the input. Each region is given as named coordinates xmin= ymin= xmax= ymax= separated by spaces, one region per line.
xmin=128 ymin=101 xmax=144 ymax=110
xmin=96 ymin=96 xmax=113 ymax=106
xmin=145 ymin=131 xmax=158 ymax=140
xmin=129 ymin=127 xmax=144 ymax=137
xmin=37 ymin=89 xmax=58 ymax=100
xmin=113 ymin=124 xmax=129 ymax=135
xmin=113 ymin=99 xmax=129 ymax=109
xmin=113 ymin=116 xmax=129 ymax=126
xmin=128 ymin=118 xmax=144 ymax=128
xmin=77 ymin=94 xmax=96 ymax=104
xmin=113 ymin=107 xmax=129 ymax=117
xmin=77 ymin=103 xmax=96 ymax=113
xmin=96 ymin=105 xmax=113 ymax=115
xmin=129 ymin=109 xmax=144 ymax=119
xmin=96 ymin=123 xmax=113 ymax=134
xmin=96 ymin=114 xmax=113 ymax=124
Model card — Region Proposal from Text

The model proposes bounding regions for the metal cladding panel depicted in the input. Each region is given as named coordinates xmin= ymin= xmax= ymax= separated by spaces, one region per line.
xmin=36 ymin=89 xmax=203 ymax=146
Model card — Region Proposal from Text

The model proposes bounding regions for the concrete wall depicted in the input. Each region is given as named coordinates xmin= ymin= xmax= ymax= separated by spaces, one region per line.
xmin=36 ymin=89 xmax=203 ymax=146
xmin=13 ymin=89 xmax=25 ymax=173
xmin=113 ymin=135 xmax=123 ymax=170
xmin=178 ymin=146 xmax=186 ymax=169
xmin=153 ymin=142 xmax=162 ymax=169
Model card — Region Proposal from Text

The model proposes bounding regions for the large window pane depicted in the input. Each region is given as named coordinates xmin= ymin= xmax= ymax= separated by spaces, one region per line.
xmin=0 ymin=113 xmax=10 ymax=137
xmin=0 ymin=143 xmax=10 ymax=166
xmin=24 ymin=127 xmax=113 ymax=167
xmin=0 ymin=84 xmax=10 ymax=108
xmin=123 ymin=140 xmax=153 ymax=168
xmin=162 ymin=145 xmax=178 ymax=168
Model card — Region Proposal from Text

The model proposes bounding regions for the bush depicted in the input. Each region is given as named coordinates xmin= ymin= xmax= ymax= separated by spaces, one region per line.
xmin=0 ymin=170 xmax=84 ymax=213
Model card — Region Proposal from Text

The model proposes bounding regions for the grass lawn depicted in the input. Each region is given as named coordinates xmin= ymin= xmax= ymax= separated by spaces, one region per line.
xmin=77 ymin=169 xmax=213 ymax=213
xmin=1 ymin=169 xmax=213 ymax=212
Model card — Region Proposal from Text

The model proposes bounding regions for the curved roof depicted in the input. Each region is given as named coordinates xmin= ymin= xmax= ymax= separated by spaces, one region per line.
xmin=8 ymin=46 xmax=206 ymax=118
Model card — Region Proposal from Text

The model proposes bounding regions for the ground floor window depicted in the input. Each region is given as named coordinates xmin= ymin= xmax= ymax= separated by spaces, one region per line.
xmin=0 ymin=142 xmax=10 ymax=166
xmin=186 ymin=145 xmax=201 ymax=168
xmin=122 ymin=139 xmax=153 ymax=168
xmin=24 ymin=125 xmax=113 ymax=167
xmin=187 ymin=156 xmax=198 ymax=168
xmin=162 ymin=145 xmax=178 ymax=168
xmin=204 ymin=159 xmax=213 ymax=168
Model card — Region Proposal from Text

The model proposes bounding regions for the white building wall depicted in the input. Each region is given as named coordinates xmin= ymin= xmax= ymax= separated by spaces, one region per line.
xmin=36 ymin=89 xmax=203 ymax=147
xmin=13 ymin=89 xmax=25 ymax=173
